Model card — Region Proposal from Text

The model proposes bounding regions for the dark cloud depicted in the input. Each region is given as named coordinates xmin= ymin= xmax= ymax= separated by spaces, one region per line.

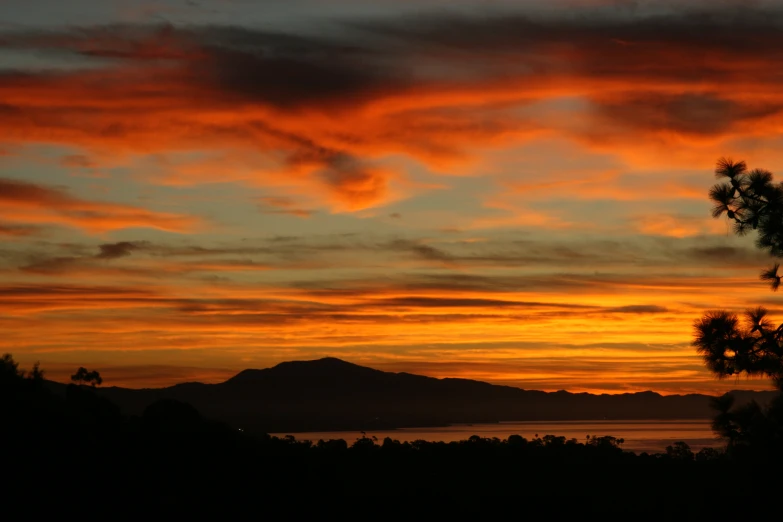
xmin=604 ymin=305 xmax=669 ymax=314
xmin=9 ymin=233 xmax=763 ymax=281
xmin=3 ymin=8 xmax=783 ymax=118
xmin=291 ymin=268 xmax=726 ymax=300
xmin=204 ymin=43 xmax=394 ymax=109
xmin=348 ymin=8 xmax=783 ymax=62
xmin=198 ymin=30 xmax=404 ymax=110
xmin=60 ymin=154 xmax=96 ymax=168
xmin=0 ymin=223 xmax=40 ymax=237
xmin=594 ymin=93 xmax=783 ymax=136
xmin=387 ymin=239 xmax=455 ymax=264
xmin=0 ymin=177 xmax=68 ymax=205
xmin=0 ymin=284 xmax=153 ymax=297
xmin=267 ymin=235 xmax=300 ymax=242
xmin=371 ymin=297 xmax=594 ymax=309
xmin=684 ymin=245 xmax=769 ymax=266
xmin=394 ymin=273 xmax=522 ymax=293
xmin=19 ymin=240 xmax=275 ymax=268
xmin=20 ymin=256 xmax=80 ymax=274
xmin=0 ymin=23 xmax=399 ymax=108
xmin=96 ymin=241 xmax=147 ymax=259
xmin=261 ymin=209 xmax=315 ymax=218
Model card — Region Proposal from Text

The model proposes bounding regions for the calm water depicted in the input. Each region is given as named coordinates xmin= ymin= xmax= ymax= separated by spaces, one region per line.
xmin=272 ymin=419 xmax=720 ymax=454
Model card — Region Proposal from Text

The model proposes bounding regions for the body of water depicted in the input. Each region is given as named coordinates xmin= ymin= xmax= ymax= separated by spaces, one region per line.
xmin=271 ymin=419 xmax=720 ymax=454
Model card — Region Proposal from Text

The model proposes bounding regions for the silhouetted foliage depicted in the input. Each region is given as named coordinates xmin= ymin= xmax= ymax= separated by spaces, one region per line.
xmin=586 ymin=434 xmax=625 ymax=450
xmin=666 ymin=441 xmax=695 ymax=461
xmin=1 ymin=353 xmax=22 ymax=380
xmin=27 ymin=361 xmax=44 ymax=382
xmin=697 ymin=159 xmax=783 ymax=385
xmin=697 ymin=158 xmax=783 ymax=454
xmin=71 ymin=366 xmax=103 ymax=387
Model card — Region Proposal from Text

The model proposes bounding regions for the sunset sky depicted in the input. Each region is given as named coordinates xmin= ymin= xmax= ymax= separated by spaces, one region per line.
xmin=3 ymin=0 xmax=783 ymax=394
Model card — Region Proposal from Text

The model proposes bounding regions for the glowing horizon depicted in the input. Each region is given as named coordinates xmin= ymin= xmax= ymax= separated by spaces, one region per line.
xmin=3 ymin=0 xmax=783 ymax=394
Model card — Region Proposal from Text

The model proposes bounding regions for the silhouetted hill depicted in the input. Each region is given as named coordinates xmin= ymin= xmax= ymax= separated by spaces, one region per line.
xmin=44 ymin=357 xmax=779 ymax=433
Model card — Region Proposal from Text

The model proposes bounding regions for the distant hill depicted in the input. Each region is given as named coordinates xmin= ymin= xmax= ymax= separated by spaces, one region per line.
xmin=45 ymin=357 xmax=779 ymax=433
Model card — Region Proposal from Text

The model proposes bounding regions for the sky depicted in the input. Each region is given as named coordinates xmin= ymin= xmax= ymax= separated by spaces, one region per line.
xmin=3 ymin=0 xmax=783 ymax=394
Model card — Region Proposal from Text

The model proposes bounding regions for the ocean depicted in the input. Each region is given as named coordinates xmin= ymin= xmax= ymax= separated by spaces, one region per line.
xmin=271 ymin=419 xmax=719 ymax=454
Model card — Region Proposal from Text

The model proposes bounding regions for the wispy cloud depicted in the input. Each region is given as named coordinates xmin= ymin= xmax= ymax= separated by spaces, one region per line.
xmin=0 ymin=178 xmax=199 ymax=233
xmin=258 ymin=196 xmax=315 ymax=218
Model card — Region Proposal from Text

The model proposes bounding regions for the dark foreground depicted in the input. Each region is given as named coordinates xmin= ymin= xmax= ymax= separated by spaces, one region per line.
xmin=5 ymin=364 xmax=783 ymax=516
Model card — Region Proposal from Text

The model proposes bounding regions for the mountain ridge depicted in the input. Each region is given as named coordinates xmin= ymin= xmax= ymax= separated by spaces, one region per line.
xmin=45 ymin=357 xmax=779 ymax=433
xmin=62 ymin=357 xmax=769 ymax=397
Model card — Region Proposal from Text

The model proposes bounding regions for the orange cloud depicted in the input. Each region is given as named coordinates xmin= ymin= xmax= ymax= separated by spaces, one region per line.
xmin=0 ymin=178 xmax=198 ymax=234
xmin=2 ymin=15 xmax=783 ymax=211
xmin=634 ymin=214 xmax=729 ymax=238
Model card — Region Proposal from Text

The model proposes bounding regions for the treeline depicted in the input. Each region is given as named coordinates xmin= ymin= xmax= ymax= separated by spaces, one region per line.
xmin=2 ymin=355 xmax=782 ymax=515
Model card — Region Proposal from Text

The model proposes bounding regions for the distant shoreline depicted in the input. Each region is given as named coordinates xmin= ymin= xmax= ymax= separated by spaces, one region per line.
xmin=270 ymin=418 xmax=719 ymax=454
xmin=270 ymin=417 xmax=714 ymax=435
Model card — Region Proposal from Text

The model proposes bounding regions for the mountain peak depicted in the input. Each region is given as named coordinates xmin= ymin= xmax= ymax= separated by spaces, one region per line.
xmin=226 ymin=357 xmax=379 ymax=385
xmin=278 ymin=356 xmax=353 ymax=367
xmin=271 ymin=357 xmax=375 ymax=373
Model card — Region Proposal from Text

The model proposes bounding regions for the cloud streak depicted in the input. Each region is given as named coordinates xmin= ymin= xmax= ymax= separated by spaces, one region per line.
xmin=0 ymin=178 xmax=198 ymax=234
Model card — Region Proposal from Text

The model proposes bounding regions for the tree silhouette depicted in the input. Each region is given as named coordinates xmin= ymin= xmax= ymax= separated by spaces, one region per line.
xmin=1 ymin=353 xmax=23 ymax=382
xmin=695 ymin=158 xmax=783 ymax=390
xmin=697 ymin=158 xmax=783 ymax=454
xmin=1 ymin=354 xmax=44 ymax=385
xmin=665 ymin=441 xmax=695 ymax=461
xmin=27 ymin=362 xmax=44 ymax=382
xmin=71 ymin=367 xmax=103 ymax=387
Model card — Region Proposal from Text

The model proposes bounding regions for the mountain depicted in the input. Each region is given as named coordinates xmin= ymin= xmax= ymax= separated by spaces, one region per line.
xmin=47 ymin=357 xmax=779 ymax=433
